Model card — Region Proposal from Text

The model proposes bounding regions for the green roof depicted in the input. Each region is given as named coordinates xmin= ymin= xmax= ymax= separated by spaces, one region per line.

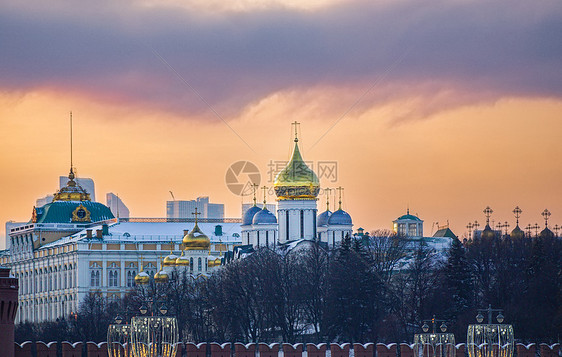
xmin=432 ymin=227 xmax=457 ymax=239
xmin=34 ymin=201 xmax=114 ymax=224
xmin=396 ymin=214 xmax=422 ymax=221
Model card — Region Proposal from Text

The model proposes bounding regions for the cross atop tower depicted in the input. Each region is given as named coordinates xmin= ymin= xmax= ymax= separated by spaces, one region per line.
xmin=483 ymin=206 xmax=493 ymax=225
xmin=252 ymin=183 xmax=258 ymax=206
xmin=513 ymin=206 xmax=522 ymax=226
xmin=325 ymin=188 xmax=331 ymax=211
xmin=541 ymin=209 xmax=551 ymax=227
xmin=291 ymin=121 xmax=300 ymax=142
xmin=262 ymin=186 xmax=268 ymax=206
xmin=192 ymin=207 xmax=201 ymax=224
xmin=336 ymin=187 xmax=343 ymax=210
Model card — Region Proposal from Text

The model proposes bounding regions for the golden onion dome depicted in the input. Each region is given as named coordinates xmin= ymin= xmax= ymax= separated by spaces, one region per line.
xmin=208 ymin=257 xmax=222 ymax=268
xmin=175 ymin=250 xmax=190 ymax=266
xmin=183 ymin=223 xmax=211 ymax=250
xmin=154 ymin=269 xmax=169 ymax=284
xmin=163 ymin=254 xmax=178 ymax=267
xmin=510 ymin=225 xmax=525 ymax=239
xmin=481 ymin=224 xmax=496 ymax=239
xmin=274 ymin=138 xmax=320 ymax=200
xmin=134 ymin=271 xmax=150 ymax=285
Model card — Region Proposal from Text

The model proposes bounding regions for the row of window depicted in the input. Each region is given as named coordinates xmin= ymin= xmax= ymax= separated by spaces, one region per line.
xmin=18 ymin=296 xmax=76 ymax=323
xmin=14 ymin=263 xmax=76 ymax=295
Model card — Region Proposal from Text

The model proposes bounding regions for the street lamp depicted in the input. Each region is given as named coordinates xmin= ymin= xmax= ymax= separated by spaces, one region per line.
xmin=414 ymin=316 xmax=455 ymax=357
xmin=467 ymin=305 xmax=514 ymax=357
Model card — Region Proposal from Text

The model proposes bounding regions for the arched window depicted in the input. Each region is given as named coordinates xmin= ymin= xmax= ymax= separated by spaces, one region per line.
xmin=205 ymin=258 xmax=208 ymax=272
xmin=198 ymin=257 xmax=202 ymax=272
xmin=127 ymin=270 xmax=136 ymax=287
xmin=190 ymin=258 xmax=193 ymax=273
xmin=108 ymin=263 xmax=119 ymax=287
xmin=90 ymin=263 xmax=101 ymax=287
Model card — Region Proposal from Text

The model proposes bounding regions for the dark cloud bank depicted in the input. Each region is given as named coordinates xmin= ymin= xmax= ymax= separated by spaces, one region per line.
xmin=1 ymin=0 xmax=561 ymax=119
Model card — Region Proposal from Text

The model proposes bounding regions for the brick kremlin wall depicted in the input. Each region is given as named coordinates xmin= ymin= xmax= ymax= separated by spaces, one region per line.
xmin=13 ymin=341 xmax=562 ymax=357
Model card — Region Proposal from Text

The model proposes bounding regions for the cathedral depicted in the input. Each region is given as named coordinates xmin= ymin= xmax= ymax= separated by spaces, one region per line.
xmin=240 ymin=129 xmax=353 ymax=249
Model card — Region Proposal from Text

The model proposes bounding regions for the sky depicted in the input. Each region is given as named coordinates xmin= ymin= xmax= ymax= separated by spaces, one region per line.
xmin=1 ymin=0 xmax=562 ymax=245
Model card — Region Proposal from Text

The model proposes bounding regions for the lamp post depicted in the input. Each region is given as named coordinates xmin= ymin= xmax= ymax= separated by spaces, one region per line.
xmin=467 ymin=305 xmax=514 ymax=357
xmin=414 ymin=316 xmax=455 ymax=357
xmin=109 ymin=257 xmax=179 ymax=357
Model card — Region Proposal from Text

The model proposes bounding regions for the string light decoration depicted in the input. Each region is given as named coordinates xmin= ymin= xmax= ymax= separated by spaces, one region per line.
xmin=414 ymin=316 xmax=456 ymax=357
xmin=467 ymin=305 xmax=514 ymax=357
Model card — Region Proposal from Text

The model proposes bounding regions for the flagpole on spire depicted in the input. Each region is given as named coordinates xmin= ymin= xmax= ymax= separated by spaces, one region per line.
xmin=70 ymin=111 xmax=73 ymax=172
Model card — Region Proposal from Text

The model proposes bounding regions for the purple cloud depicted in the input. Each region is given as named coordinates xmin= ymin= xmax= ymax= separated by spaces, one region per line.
xmin=1 ymin=0 xmax=561 ymax=118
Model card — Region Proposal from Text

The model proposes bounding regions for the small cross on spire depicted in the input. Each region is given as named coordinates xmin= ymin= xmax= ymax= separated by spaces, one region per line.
xmin=192 ymin=207 xmax=201 ymax=224
xmin=483 ymin=206 xmax=493 ymax=225
xmin=262 ymin=186 xmax=268 ymax=207
xmin=291 ymin=121 xmax=300 ymax=142
xmin=541 ymin=209 xmax=551 ymax=227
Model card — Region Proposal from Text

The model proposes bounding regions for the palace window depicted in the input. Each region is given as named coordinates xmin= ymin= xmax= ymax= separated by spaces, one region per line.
xmin=108 ymin=263 xmax=119 ymax=287
xmin=90 ymin=263 xmax=101 ymax=287
xmin=198 ymin=257 xmax=202 ymax=272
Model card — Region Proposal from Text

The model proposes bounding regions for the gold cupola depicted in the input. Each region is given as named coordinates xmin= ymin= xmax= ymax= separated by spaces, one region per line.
xmin=163 ymin=242 xmax=178 ymax=267
xmin=53 ymin=168 xmax=91 ymax=201
xmin=175 ymin=250 xmax=190 ymax=266
xmin=134 ymin=260 xmax=150 ymax=285
xmin=182 ymin=208 xmax=211 ymax=250
xmin=153 ymin=258 xmax=170 ymax=284
xmin=274 ymin=124 xmax=320 ymax=200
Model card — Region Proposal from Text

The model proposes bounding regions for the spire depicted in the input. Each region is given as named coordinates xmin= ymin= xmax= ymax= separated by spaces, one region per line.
xmin=337 ymin=187 xmax=343 ymax=210
xmin=262 ymin=185 xmax=268 ymax=208
xmin=292 ymin=121 xmax=300 ymax=143
xmin=513 ymin=206 xmax=522 ymax=226
xmin=325 ymin=188 xmax=331 ymax=211
xmin=483 ymin=206 xmax=493 ymax=225
xmin=252 ymin=183 xmax=258 ymax=206
xmin=192 ymin=207 xmax=201 ymax=225
xmin=407 ymin=204 xmax=410 ymax=215
xmin=541 ymin=209 xmax=551 ymax=227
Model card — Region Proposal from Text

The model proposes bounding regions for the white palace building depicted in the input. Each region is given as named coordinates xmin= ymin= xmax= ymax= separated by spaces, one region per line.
xmin=1 ymin=124 xmax=357 ymax=324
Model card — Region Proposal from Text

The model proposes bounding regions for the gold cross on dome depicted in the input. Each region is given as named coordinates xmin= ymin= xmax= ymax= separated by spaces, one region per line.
xmin=483 ymin=206 xmax=493 ymax=224
xmin=192 ymin=207 xmax=201 ymax=224
xmin=291 ymin=121 xmax=300 ymax=142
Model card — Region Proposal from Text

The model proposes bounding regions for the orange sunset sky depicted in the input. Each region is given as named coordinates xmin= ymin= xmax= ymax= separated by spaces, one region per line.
xmin=1 ymin=0 xmax=561 ymax=245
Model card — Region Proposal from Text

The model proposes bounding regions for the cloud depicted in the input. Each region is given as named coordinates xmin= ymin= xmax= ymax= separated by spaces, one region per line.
xmin=1 ymin=0 xmax=561 ymax=120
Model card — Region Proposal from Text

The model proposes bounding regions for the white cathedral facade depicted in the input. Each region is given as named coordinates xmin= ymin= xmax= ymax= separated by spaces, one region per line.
xmin=241 ymin=133 xmax=353 ymax=249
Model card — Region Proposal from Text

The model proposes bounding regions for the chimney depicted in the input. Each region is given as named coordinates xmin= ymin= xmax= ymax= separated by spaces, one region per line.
xmin=96 ymin=230 xmax=103 ymax=239
xmin=102 ymin=224 xmax=109 ymax=236
xmin=86 ymin=229 xmax=92 ymax=239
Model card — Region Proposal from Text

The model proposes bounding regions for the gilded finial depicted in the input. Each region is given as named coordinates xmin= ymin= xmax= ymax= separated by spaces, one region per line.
xmin=252 ymin=183 xmax=258 ymax=206
xmin=513 ymin=206 xmax=522 ymax=226
xmin=262 ymin=185 xmax=268 ymax=207
xmin=192 ymin=207 xmax=201 ymax=225
xmin=483 ymin=206 xmax=493 ymax=225
xmin=541 ymin=209 xmax=551 ymax=227
xmin=337 ymin=187 xmax=343 ymax=210
xmin=291 ymin=121 xmax=300 ymax=142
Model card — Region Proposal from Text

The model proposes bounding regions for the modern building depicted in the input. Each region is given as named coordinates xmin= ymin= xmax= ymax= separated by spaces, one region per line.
xmin=106 ymin=193 xmax=130 ymax=219
xmin=35 ymin=195 xmax=54 ymax=208
xmin=166 ymin=197 xmax=224 ymax=219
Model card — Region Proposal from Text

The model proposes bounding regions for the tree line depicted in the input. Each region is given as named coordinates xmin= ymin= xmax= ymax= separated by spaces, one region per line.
xmin=15 ymin=230 xmax=561 ymax=343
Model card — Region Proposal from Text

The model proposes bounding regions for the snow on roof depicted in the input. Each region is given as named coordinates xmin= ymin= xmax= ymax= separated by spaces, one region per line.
xmin=41 ymin=221 xmax=242 ymax=248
